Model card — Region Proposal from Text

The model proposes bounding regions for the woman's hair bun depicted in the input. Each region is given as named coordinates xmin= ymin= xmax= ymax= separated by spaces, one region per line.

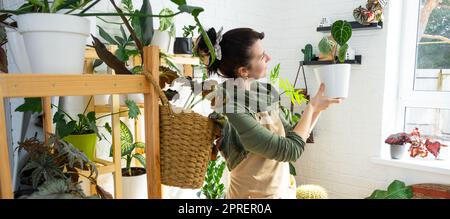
xmin=195 ymin=28 xmax=220 ymax=75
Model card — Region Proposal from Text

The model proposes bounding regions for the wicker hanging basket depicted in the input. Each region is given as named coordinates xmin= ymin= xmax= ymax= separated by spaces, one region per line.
xmin=145 ymin=72 xmax=217 ymax=189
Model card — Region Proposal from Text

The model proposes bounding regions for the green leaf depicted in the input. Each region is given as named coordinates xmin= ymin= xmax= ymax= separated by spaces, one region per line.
xmin=366 ymin=180 xmax=413 ymax=199
xmin=104 ymin=122 xmax=112 ymax=134
xmin=132 ymin=153 xmax=146 ymax=168
xmin=170 ymin=0 xmax=187 ymax=6
xmin=120 ymin=25 xmax=128 ymax=43
xmin=53 ymin=111 xmax=76 ymax=139
xmin=86 ymin=111 xmax=96 ymax=123
xmin=15 ymin=98 xmax=42 ymax=114
xmin=134 ymin=142 xmax=145 ymax=149
xmin=50 ymin=0 xmax=65 ymax=13
xmin=331 ymin=20 xmax=352 ymax=46
xmin=29 ymin=0 xmax=45 ymax=8
xmin=289 ymin=162 xmax=297 ymax=176
xmin=116 ymin=46 xmax=129 ymax=62
xmin=98 ymin=25 xmax=118 ymax=45
xmin=338 ymin=44 xmax=348 ymax=63
xmin=125 ymin=99 xmax=141 ymax=119
xmin=140 ymin=0 xmax=154 ymax=46
xmin=318 ymin=37 xmax=333 ymax=54
xmin=178 ymin=5 xmax=204 ymax=17
xmin=120 ymin=120 xmax=133 ymax=145
xmin=269 ymin=63 xmax=280 ymax=85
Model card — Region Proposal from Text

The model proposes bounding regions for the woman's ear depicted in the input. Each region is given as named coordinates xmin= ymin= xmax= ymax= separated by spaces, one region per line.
xmin=237 ymin=66 xmax=249 ymax=79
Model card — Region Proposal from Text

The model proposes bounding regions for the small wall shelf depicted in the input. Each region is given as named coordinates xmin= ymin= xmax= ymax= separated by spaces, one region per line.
xmin=316 ymin=21 xmax=383 ymax=32
xmin=300 ymin=55 xmax=362 ymax=65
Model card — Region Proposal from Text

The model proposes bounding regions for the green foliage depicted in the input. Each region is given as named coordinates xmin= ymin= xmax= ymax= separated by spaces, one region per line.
xmin=200 ymin=157 xmax=226 ymax=199
xmin=269 ymin=63 xmax=280 ymax=85
xmin=182 ymin=25 xmax=197 ymax=38
xmin=107 ymin=121 xmax=146 ymax=175
xmin=318 ymin=37 xmax=334 ymax=56
xmin=417 ymin=2 xmax=450 ymax=69
xmin=125 ymin=99 xmax=141 ymax=119
xmin=331 ymin=20 xmax=352 ymax=46
xmin=18 ymin=135 xmax=98 ymax=192
xmin=5 ymin=0 xmax=100 ymax=14
xmin=25 ymin=179 xmax=89 ymax=199
xmin=158 ymin=8 xmax=176 ymax=38
xmin=366 ymin=180 xmax=413 ymax=199
xmin=15 ymin=98 xmax=42 ymax=114
xmin=279 ymin=78 xmax=308 ymax=106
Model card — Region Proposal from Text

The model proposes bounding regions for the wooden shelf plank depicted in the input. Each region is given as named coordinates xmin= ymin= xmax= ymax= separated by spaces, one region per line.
xmin=168 ymin=54 xmax=200 ymax=65
xmin=317 ymin=21 xmax=383 ymax=32
xmin=95 ymin=104 xmax=145 ymax=114
xmin=0 ymin=74 xmax=150 ymax=98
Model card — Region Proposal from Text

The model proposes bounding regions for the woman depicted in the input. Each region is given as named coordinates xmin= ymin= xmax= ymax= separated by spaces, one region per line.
xmin=195 ymin=27 xmax=342 ymax=199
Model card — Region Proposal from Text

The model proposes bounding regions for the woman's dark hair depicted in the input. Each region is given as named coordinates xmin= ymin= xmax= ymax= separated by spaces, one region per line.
xmin=195 ymin=28 xmax=265 ymax=78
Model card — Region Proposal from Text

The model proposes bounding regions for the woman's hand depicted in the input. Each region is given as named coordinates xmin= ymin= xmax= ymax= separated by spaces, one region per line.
xmin=308 ymin=83 xmax=342 ymax=113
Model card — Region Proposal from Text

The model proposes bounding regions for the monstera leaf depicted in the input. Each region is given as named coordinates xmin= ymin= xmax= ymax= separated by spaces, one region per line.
xmin=366 ymin=180 xmax=413 ymax=199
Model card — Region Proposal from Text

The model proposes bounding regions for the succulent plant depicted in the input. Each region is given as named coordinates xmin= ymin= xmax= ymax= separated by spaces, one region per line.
xmin=301 ymin=44 xmax=314 ymax=62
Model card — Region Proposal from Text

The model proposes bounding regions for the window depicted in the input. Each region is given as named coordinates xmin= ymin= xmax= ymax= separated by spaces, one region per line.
xmin=398 ymin=0 xmax=450 ymax=149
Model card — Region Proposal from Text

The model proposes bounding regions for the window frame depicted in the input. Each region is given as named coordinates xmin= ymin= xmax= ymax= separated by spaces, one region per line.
xmin=397 ymin=0 xmax=450 ymax=134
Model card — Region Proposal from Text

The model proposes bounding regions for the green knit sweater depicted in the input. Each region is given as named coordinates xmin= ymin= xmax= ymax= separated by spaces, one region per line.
xmin=217 ymin=82 xmax=306 ymax=170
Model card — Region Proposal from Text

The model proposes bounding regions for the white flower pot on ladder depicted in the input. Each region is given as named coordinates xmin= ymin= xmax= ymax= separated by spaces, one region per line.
xmin=7 ymin=13 xmax=91 ymax=121
xmin=122 ymin=167 xmax=148 ymax=199
xmin=314 ymin=64 xmax=351 ymax=98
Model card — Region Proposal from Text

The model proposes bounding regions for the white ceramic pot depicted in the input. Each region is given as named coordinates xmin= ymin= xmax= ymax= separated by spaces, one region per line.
xmin=151 ymin=30 xmax=173 ymax=53
xmin=390 ymin=144 xmax=407 ymax=159
xmin=11 ymin=13 xmax=90 ymax=74
xmin=122 ymin=168 xmax=148 ymax=199
xmin=314 ymin=64 xmax=351 ymax=98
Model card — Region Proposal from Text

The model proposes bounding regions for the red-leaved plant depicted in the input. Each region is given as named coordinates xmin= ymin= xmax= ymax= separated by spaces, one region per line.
xmin=385 ymin=132 xmax=411 ymax=145
xmin=408 ymin=128 xmax=448 ymax=159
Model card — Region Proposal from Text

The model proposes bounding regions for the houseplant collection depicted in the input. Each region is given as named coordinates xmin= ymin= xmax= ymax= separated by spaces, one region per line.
xmin=385 ymin=128 xmax=448 ymax=160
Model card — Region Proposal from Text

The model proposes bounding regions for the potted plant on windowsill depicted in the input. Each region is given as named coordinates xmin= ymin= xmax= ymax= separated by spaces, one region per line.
xmin=385 ymin=132 xmax=411 ymax=159
xmin=174 ymin=25 xmax=196 ymax=54
xmin=105 ymin=120 xmax=146 ymax=199
xmin=314 ymin=20 xmax=353 ymax=98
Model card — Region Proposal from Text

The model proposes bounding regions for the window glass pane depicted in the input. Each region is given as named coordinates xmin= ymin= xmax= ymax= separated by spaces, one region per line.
xmin=404 ymin=107 xmax=450 ymax=144
xmin=414 ymin=0 xmax=450 ymax=92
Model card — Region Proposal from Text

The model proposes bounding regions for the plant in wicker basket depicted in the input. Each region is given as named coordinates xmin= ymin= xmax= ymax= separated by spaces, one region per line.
xmin=144 ymin=72 xmax=221 ymax=189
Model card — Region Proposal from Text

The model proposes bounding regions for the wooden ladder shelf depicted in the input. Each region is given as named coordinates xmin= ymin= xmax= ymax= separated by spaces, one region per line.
xmin=0 ymin=46 xmax=168 ymax=199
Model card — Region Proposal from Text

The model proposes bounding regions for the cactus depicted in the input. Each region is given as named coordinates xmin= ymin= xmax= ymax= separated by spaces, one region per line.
xmin=301 ymin=44 xmax=314 ymax=62
xmin=296 ymin=184 xmax=329 ymax=199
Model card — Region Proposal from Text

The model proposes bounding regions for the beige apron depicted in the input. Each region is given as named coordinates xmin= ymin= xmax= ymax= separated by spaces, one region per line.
xmin=226 ymin=109 xmax=297 ymax=199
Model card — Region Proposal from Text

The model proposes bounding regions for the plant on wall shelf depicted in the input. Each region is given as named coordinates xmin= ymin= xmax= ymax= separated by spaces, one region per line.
xmin=318 ymin=20 xmax=353 ymax=63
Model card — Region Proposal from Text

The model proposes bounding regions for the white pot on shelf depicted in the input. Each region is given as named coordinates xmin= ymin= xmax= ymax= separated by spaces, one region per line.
xmin=150 ymin=30 xmax=173 ymax=53
xmin=8 ymin=13 xmax=90 ymax=74
xmin=122 ymin=167 xmax=147 ymax=199
xmin=314 ymin=64 xmax=351 ymax=98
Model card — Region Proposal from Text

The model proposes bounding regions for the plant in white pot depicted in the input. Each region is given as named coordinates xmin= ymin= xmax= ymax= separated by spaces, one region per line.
xmin=1 ymin=0 xmax=100 ymax=74
xmin=151 ymin=8 xmax=176 ymax=53
xmin=314 ymin=20 xmax=353 ymax=98
xmin=385 ymin=132 xmax=411 ymax=159
xmin=106 ymin=121 xmax=147 ymax=199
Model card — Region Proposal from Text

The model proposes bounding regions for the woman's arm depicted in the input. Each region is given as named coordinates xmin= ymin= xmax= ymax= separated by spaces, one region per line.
xmin=293 ymin=83 xmax=341 ymax=139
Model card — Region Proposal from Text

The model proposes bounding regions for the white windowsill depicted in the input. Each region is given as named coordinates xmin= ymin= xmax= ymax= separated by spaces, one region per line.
xmin=371 ymin=157 xmax=450 ymax=176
